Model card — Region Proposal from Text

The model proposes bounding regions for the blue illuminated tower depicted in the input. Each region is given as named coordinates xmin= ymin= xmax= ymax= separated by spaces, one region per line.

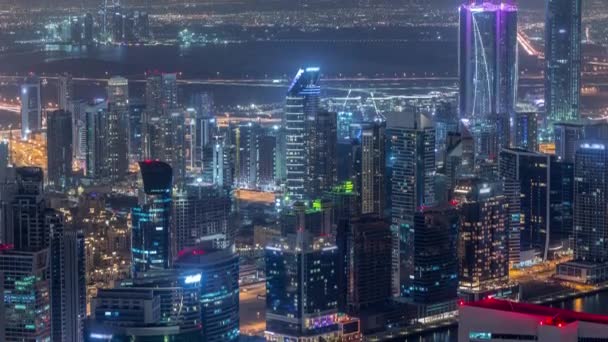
xmin=284 ymin=67 xmax=321 ymax=200
xmin=174 ymin=243 xmax=240 ymax=342
xmin=545 ymin=0 xmax=582 ymax=123
xmin=459 ymin=1 xmax=518 ymax=121
xmin=386 ymin=111 xmax=435 ymax=296
xmin=131 ymin=161 xmax=173 ymax=275
xmin=265 ymin=231 xmax=340 ymax=340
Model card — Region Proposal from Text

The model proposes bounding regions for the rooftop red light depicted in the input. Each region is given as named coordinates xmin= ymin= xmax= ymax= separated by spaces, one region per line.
xmin=464 ymin=298 xmax=608 ymax=326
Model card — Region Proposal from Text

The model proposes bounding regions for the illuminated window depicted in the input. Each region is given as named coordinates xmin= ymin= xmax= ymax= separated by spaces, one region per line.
xmin=469 ymin=332 xmax=492 ymax=340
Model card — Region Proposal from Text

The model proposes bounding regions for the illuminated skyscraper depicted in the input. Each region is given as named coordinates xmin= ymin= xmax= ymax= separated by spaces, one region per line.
xmin=0 ymin=248 xmax=51 ymax=341
xmin=453 ymin=179 xmax=511 ymax=301
xmin=84 ymin=101 xmax=107 ymax=180
xmin=107 ymin=76 xmax=129 ymax=109
xmin=265 ymin=231 xmax=340 ymax=340
xmin=545 ymin=0 xmax=582 ymax=123
xmin=173 ymin=184 xmax=231 ymax=253
xmin=557 ymin=142 xmax=608 ymax=284
xmin=311 ymin=110 xmax=337 ymax=197
xmin=47 ymin=110 xmax=73 ymax=191
xmin=514 ymin=112 xmax=539 ymax=152
xmin=105 ymin=103 xmax=129 ymax=181
xmin=386 ymin=111 xmax=435 ymax=295
xmin=20 ymin=76 xmax=42 ymax=139
xmin=499 ymin=148 xmax=556 ymax=261
xmin=145 ymin=72 xmax=178 ymax=118
xmin=346 ymin=217 xmax=393 ymax=314
xmin=352 ymin=121 xmax=386 ymax=218
xmin=459 ymin=1 xmax=518 ymax=121
xmin=410 ymin=206 xmax=459 ymax=317
xmin=49 ymin=213 xmax=86 ymax=342
xmin=0 ymin=168 xmax=61 ymax=341
xmin=284 ymin=67 xmax=321 ymax=200
xmin=554 ymin=121 xmax=584 ymax=162
xmin=190 ymin=92 xmax=215 ymax=171
xmin=572 ymin=142 xmax=608 ymax=263
xmin=8 ymin=167 xmax=46 ymax=251
xmin=174 ymin=243 xmax=240 ymax=342
xmin=128 ymin=98 xmax=145 ymax=164
xmin=162 ymin=110 xmax=187 ymax=187
xmin=131 ymin=161 xmax=173 ymax=275
xmin=88 ymin=271 xmax=203 ymax=340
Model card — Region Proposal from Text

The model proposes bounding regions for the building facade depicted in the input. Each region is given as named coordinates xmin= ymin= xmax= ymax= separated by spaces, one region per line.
xmin=545 ymin=0 xmax=582 ymax=123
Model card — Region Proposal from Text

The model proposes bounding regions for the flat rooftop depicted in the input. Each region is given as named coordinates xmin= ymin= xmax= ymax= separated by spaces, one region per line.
xmin=464 ymin=298 xmax=608 ymax=326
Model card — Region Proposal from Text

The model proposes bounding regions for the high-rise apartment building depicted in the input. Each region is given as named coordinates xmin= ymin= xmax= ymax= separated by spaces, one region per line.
xmin=453 ymin=179 xmax=511 ymax=301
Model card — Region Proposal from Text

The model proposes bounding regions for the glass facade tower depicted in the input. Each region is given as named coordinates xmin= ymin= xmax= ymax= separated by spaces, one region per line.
xmin=545 ymin=0 xmax=582 ymax=123
xmin=131 ymin=161 xmax=173 ymax=275
xmin=459 ymin=1 xmax=518 ymax=121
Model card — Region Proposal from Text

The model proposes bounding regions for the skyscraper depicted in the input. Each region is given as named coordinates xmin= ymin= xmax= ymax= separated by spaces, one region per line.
xmin=545 ymin=0 xmax=582 ymax=123
xmin=346 ymin=217 xmax=393 ymax=314
xmin=0 ymin=248 xmax=51 ymax=341
xmin=146 ymin=72 xmax=178 ymax=117
xmin=212 ymin=132 xmax=234 ymax=188
xmin=104 ymin=102 xmax=129 ymax=181
xmin=145 ymin=73 xmax=164 ymax=119
xmin=127 ymin=98 xmax=145 ymax=164
xmin=174 ymin=243 xmax=240 ymax=342
xmin=0 ymin=140 xmax=9 ymax=182
xmin=47 ymin=110 xmax=73 ymax=191
xmin=352 ymin=121 xmax=386 ymax=218
xmin=499 ymin=148 xmax=552 ymax=261
xmin=58 ymin=74 xmax=73 ymax=111
xmin=131 ymin=161 xmax=173 ymax=274
xmin=190 ymin=92 xmax=215 ymax=171
xmin=386 ymin=111 xmax=435 ymax=295
xmin=173 ymin=183 xmax=231 ymax=254
xmin=514 ymin=112 xmax=539 ymax=152
xmin=284 ymin=67 xmax=321 ymax=200
xmin=459 ymin=0 xmax=518 ymax=121
xmin=145 ymin=72 xmax=178 ymax=118
xmin=572 ymin=142 xmax=608 ymax=263
xmin=557 ymin=141 xmax=608 ymax=284
xmin=84 ymin=101 xmax=107 ymax=180
xmin=311 ymin=110 xmax=337 ymax=197
xmin=453 ymin=179 xmax=511 ymax=301
xmin=7 ymin=167 xmax=46 ymax=251
xmin=20 ymin=75 xmax=42 ymax=139
xmin=107 ymin=76 xmax=129 ymax=109
xmin=0 ymin=167 xmax=58 ymax=341
xmin=88 ymin=271 xmax=203 ymax=340
xmin=554 ymin=121 xmax=584 ymax=162
xmin=265 ymin=232 xmax=340 ymax=340
xmin=410 ymin=206 xmax=459 ymax=317
xmin=49 ymin=211 xmax=86 ymax=342
xmin=162 ymin=110 xmax=187 ymax=187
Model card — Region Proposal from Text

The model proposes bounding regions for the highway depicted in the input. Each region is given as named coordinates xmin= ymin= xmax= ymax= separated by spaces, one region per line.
xmin=0 ymin=129 xmax=47 ymax=170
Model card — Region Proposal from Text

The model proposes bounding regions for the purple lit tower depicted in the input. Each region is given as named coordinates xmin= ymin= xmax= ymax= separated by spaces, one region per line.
xmin=459 ymin=0 xmax=518 ymax=122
